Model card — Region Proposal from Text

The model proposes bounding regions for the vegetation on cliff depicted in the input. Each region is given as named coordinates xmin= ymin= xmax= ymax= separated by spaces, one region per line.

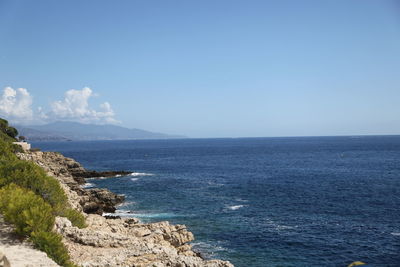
xmin=0 ymin=118 xmax=18 ymax=141
xmin=0 ymin=118 xmax=85 ymax=267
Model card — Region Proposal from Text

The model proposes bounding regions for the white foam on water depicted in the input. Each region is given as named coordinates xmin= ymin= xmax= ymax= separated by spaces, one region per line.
xmin=104 ymin=209 xmax=179 ymax=219
xmin=234 ymin=198 xmax=249 ymax=203
xmin=265 ymin=218 xmax=296 ymax=231
xmin=117 ymin=201 xmax=135 ymax=207
xmin=131 ymin=178 xmax=139 ymax=182
xmin=115 ymin=174 xmax=122 ymax=177
xmin=191 ymin=241 xmax=229 ymax=252
xmin=391 ymin=232 xmax=400 ymax=236
xmin=207 ymin=181 xmax=224 ymax=187
xmin=129 ymin=172 xmax=154 ymax=177
xmin=227 ymin=205 xmax=245 ymax=210
xmin=191 ymin=241 xmax=231 ymax=258
xmin=81 ymin=182 xmax=95 ymax=189
xmin=103 ymin=209 xmax=134 ymax=217
xmin=118 ymin=209 xmax=131 ymax=213
xmin=131 ymin=212 xmax=177 ymax=219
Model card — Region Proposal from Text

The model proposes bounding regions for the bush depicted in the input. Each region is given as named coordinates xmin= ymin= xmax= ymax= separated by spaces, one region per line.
xmin=0 ymin=184 xmax=54 ymax=236
xmin=61 ymin=208 xmax=87 ymax=229
xmin=0 ymin=160 xmax=68 ymax=213
xmin=0 ymin=130 xmax=15 ymax=142
xmin=0 ymin=139 xmax=17 ymax=161
xmin=0 ymin=118 xmax=18 ymax=140
xmin=0 ymin=118 xmax=8 ymax=125
xmin=30 ymin=231 xmax=78 ymax=267
xmin=11 ymin=143 xmax=24 ymax=153
xmin=5 ymin=126 xmax=18 ymax=138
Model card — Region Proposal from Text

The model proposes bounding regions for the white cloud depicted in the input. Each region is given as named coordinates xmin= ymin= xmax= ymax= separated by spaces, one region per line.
xmin=0 ymin=87 xmax=33 ymax=122
xmin=49 ymin=87 xmax=118 ymax=124
xmin=0 ymin=86 xmax=119 ymax=125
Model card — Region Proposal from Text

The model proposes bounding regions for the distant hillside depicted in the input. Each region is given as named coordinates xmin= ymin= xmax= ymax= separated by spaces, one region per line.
xmin=17 ymin=126 xmax=69 ymax=141
xmin=18 ymin=121 xmax=185 ymax=141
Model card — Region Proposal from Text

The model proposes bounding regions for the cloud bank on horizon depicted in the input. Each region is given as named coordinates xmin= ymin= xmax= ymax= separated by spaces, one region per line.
xmin=0 ymin=86 xmax=118 ymax=125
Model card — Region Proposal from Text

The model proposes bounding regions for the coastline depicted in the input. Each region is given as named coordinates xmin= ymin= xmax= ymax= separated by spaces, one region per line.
xmin=16 ymin=150 xmax=233 ymax=267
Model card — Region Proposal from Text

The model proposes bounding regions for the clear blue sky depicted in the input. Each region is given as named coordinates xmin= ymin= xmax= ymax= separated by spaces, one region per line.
xmin=0 ymin=0 xmax=399 ymax=137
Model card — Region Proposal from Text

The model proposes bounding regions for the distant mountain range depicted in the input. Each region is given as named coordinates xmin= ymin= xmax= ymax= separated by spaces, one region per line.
xmin=17 ymin=121 xmax=186 ymax=141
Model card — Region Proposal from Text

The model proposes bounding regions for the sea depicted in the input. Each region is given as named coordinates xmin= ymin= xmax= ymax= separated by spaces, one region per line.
xmin=32 ymin=136 xmax=400 ymax=267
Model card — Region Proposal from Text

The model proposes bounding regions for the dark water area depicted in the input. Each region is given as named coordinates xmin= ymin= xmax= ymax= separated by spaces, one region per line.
xmin=33 ymin=136 xmax=400 ymax=267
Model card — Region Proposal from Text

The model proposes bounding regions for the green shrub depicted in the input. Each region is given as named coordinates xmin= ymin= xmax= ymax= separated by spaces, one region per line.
xmin=0 ymin=118 xmax=18 ymax=141
xmin=0 ymin=130 xmax=15 ymax=142
xmin=0 ymin=184 xmax=54 ymax=236
xmin=30 ymin=231 xmax=78 ymax=267
xmin=0 ymin=138 xmax=17 ymax=161
xmin=11 ymin=143 xmax=24 ymax=153
xmin=5 ymin=126 xmax=18 ymax=138
xmin=0 ymin=160 xmax=68 ymax=213
xmin=0 ymin=117 xmax=8 ymax=125
xmin=61 ymin=208 xmax=87 ymax=229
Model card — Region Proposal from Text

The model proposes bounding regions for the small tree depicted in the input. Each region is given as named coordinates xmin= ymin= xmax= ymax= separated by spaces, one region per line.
xmin=5 ymin=126 xmax=18 ymax=139
xmin=19 ymin=136 xmax=27 ymax=142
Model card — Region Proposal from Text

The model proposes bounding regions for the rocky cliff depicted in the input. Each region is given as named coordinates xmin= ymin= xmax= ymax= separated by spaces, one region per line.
xmin=17 ymin=151 xmax=126 ymax=214
xmin=16 ymin=151 xmax=233 ymax=267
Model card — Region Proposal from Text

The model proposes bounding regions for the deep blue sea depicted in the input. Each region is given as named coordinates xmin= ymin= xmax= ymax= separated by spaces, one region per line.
xmin=32 ymin=136 xmax=400 ymax=267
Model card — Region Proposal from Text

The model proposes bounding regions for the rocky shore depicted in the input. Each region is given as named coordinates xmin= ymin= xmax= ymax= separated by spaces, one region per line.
xmin=17 ymin=151 xmax=126 ymax=215
xmin=16 ymin=151 xmax=233 ymax=267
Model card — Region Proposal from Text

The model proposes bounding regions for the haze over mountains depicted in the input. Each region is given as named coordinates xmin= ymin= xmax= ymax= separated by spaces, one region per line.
xmin=17 ymin=121 xmax=185 ymax=141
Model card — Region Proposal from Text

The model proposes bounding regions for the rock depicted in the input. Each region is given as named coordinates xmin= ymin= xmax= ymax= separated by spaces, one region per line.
xmin=72 ymin=170 xmax=132 ymax=180
xmin=55 ymin=216 xmax=233 ymax=267
xmin=86 ymin=188 xmax=125 ymax=212
xmin=0 ymin=250 xmax=11 ymax=267
xmin=78 ymin=188 xmax=125 ymax=214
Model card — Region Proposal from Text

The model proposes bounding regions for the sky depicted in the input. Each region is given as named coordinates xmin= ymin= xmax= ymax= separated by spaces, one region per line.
xmin=0 ymin=0 xmax=399 ymax=138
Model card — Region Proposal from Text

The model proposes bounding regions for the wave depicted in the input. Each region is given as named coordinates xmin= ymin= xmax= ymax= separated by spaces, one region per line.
xmin=206 ymin=181 xmax=225 ymax=187
xmin=103 ymin=209 xmax=179 ymax=219
xmin=227 ymin=205 xmax=245 ymax=210
xmin=86 ymin=172 xmax=152 ymax=179
xmin=87 ymin=176 xmax=106 ymax=179
xmin=191 ymin=241 xmax=231 ymax=258
xmin=129 ymin=172 xmax=154 ymax=177
xmin=391 ymin=232 xmax=400 ymax=236
xmin=103 ymin=209 xmax=134 ymax=217
xmin=117 ymin=201 xmax=135 ymax=207
xmin=81 ymin=182 xmax=95 ymax=188
xmin=131 ymin=178 xmax=139 ymax=182
xmin=265 ymin=218 xmax=297 ymax=231
xmin=234 ymin=198 xmax=249 ymax=203
xmin=131 ymin=212 xmax=178 ymax=219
